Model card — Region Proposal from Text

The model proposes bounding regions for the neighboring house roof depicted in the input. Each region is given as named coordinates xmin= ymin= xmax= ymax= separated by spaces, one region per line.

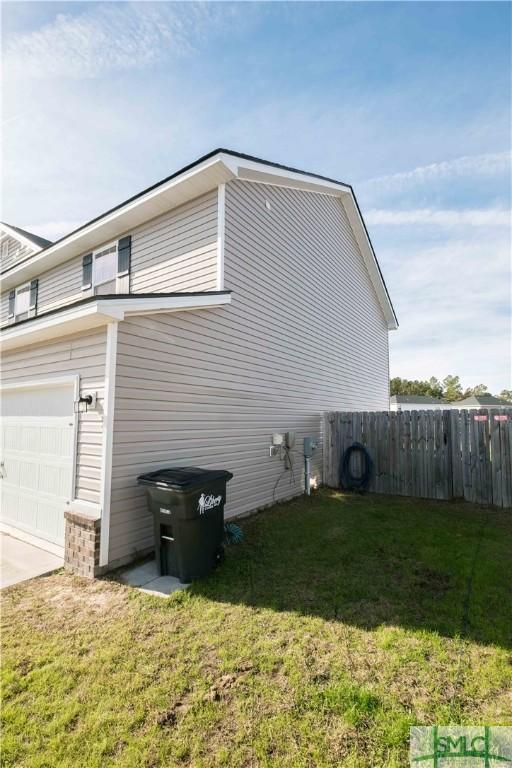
xmin=454 ymin=394 xmax=512 ymax=407
xmin=0 ymin=149 xmax=398 ymax=329
xmin=0 ymin=221 xmax=52 ymax=250
xmin=391 ymin=395 xmax=448 ymax=405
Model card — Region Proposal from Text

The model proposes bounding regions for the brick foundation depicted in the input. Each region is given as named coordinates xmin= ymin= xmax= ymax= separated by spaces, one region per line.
xmin=64 ymin=509 xmax=101 ymax=578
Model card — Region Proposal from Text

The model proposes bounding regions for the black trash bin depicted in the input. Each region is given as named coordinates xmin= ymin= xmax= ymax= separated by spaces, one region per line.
xmin=137 ymin=467 xmax=233 ymax=582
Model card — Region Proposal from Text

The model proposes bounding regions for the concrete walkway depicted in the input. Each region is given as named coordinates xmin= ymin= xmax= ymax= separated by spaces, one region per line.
xmin=0 ymin=533 xmax=63 ymax=589
xmin=117 ymin=558 xmax=189 ymax=597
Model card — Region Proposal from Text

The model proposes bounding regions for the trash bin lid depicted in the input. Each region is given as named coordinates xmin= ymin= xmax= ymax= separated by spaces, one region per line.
xmin=137 ymin=466 xmax=233 ymax=491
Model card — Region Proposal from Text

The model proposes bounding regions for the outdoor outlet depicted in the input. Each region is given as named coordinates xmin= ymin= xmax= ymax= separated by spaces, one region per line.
xmin=272 ymin=433 xmax=284 ymax=446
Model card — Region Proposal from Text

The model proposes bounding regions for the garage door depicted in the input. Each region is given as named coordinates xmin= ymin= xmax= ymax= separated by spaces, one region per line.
xmin=0 ymin=381 xmax=76 ymax=552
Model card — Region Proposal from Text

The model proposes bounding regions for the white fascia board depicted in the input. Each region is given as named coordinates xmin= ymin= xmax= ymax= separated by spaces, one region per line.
xmin=1 ymin=157 xmax=236 ymax=291
xmin=0 ymin=223 xmax=41 ymax=253
xmin=338 ymin=195 xmax=398 ymax=330
xmin=0 ymin=294 xmax=231 ymax=352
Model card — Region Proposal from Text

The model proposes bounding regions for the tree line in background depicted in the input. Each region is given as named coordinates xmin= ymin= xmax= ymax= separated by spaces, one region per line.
xmin=390 ymin=375 xmax=512 ymax=403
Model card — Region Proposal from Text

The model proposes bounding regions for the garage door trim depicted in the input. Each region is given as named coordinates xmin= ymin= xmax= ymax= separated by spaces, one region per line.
xmin=1 ymin=374 xmax=80 ymax=551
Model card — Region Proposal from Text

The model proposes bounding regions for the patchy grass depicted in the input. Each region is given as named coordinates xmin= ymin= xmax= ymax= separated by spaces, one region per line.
xmin=2 ymin=490 xmax=511 ymax=767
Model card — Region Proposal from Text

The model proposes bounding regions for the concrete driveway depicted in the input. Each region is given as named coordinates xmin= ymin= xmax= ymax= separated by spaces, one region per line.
xmin=0 ymin=533 xmax=63 ymax=589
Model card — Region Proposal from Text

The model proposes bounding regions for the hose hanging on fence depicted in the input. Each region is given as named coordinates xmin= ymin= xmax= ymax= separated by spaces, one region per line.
xmin=339 ymin=442 xmax=373 ymax=492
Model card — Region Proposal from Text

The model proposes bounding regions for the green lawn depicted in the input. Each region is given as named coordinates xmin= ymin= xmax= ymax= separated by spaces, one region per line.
xmin=2 ymin=490 xmax=511 ymax=767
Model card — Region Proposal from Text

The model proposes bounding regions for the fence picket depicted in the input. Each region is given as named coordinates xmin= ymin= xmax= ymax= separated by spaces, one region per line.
xmin=450 ymin=410 xmax=463 ymax=498
xmin=323 ymin=408 xmax=511 ymax=509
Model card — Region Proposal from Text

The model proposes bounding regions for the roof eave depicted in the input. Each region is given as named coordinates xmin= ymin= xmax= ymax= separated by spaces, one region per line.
xmin=0 ymin=292 xmax=232 ymax=352
xmin=1 ymin=149 xmax=397 ymax=329
xmin=1 ymin=155 xmax=236 ymax=291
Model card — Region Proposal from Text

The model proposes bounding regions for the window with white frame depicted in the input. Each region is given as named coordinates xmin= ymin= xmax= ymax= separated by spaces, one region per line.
xmin=93 ymin=243 xmax=117 ymax=287
xmin=15 ymin=283 xmax=30 ymax=317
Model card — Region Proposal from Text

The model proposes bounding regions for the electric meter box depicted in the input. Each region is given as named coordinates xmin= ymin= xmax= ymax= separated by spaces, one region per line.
xmin=303 ymin=437 xmax=317 ymax=458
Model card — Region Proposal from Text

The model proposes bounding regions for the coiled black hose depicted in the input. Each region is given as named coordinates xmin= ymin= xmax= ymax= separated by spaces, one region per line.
xmin=339 ymin=442 xmax=373 ymax=492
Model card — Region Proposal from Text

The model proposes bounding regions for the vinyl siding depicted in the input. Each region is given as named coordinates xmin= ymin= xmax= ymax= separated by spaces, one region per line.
xmin=0 ymin=192 xmax=218 ymax=327
xmin=107 ymin=180 xmax=389 ymax=564
xmin=36 ymin=254 xmax=86 ymax=314
xmin=130 ymin=190 xmax=218 ymax=293
xmin=0 ymin=329 xmax=107 ymax=505
xmin=0 ymin=234 xmax=35 ymax=272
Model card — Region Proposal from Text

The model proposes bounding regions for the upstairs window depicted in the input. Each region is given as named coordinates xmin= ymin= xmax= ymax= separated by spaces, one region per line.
xmin=8 ymin=282 xmax=36 ymax=322
xmin=15 ymin=284 xmax=30 ymax=316
xmin=82 ymin=237 xmax=130 ymax=295
xmin=93 ymin=243 xmax=117 ymax=288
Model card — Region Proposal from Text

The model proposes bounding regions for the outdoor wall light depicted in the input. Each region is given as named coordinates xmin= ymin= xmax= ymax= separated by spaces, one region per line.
xmin=74 ymin=393 xmax=97 ymax=413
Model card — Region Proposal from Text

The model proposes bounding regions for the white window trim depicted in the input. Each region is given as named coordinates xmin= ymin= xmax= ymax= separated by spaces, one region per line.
xmin=14 ymin=282 xmax=31 ymax=319
xmin=92 ymin=241 xmax=118 ymax=289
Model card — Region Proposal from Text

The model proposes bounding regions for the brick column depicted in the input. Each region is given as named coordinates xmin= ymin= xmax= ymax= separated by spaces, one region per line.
xmin=64 ymin=509 xmax=101 ymax=578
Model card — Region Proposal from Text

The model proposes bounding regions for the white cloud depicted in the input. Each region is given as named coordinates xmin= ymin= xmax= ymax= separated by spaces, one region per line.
xmin=3 ymin=3 xmax=220 ymax=79
xmin=383 ymin=233 xmax=511 ymax=393
xmin=362 ymin=151 xmax=511 ymax=193
xmin=366 ymin=207 xmax=511 ymax=228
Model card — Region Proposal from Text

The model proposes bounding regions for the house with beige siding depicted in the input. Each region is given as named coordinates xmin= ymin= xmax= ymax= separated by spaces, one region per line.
xmin=0 ymin=149 xmax=397 ymax=576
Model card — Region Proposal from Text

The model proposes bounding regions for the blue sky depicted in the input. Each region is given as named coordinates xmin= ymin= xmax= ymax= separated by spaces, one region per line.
xmin=2 ymin=1 xmax=511 ymax=392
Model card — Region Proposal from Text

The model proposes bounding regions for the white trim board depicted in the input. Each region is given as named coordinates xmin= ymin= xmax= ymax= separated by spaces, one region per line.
xmin=0 ymin=293 xmax=232 ymax=352
xmin=217 ymin=183 xmax=226 ymax=291
xmin=99 ymin=322 xmax=118 ymax=567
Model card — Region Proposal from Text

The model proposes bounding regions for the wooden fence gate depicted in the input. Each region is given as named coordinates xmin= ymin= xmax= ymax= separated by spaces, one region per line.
xmin=323 ymin=409 xmax=512 ymax=508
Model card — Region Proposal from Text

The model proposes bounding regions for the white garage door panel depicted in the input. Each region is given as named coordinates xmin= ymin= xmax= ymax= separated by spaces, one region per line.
xmin=1 ymin=385 xmax=75 ymax=549
xmin=2 ymin=387 xmax=75 ymax=418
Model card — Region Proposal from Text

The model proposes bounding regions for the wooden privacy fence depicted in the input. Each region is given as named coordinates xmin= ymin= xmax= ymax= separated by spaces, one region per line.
xmin=323 ymin=409 xmax=512 ymax=508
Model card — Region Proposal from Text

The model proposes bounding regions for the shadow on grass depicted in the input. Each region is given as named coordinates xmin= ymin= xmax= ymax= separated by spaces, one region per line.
xmin=192 ymin=489 xmax=512 ymax=649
